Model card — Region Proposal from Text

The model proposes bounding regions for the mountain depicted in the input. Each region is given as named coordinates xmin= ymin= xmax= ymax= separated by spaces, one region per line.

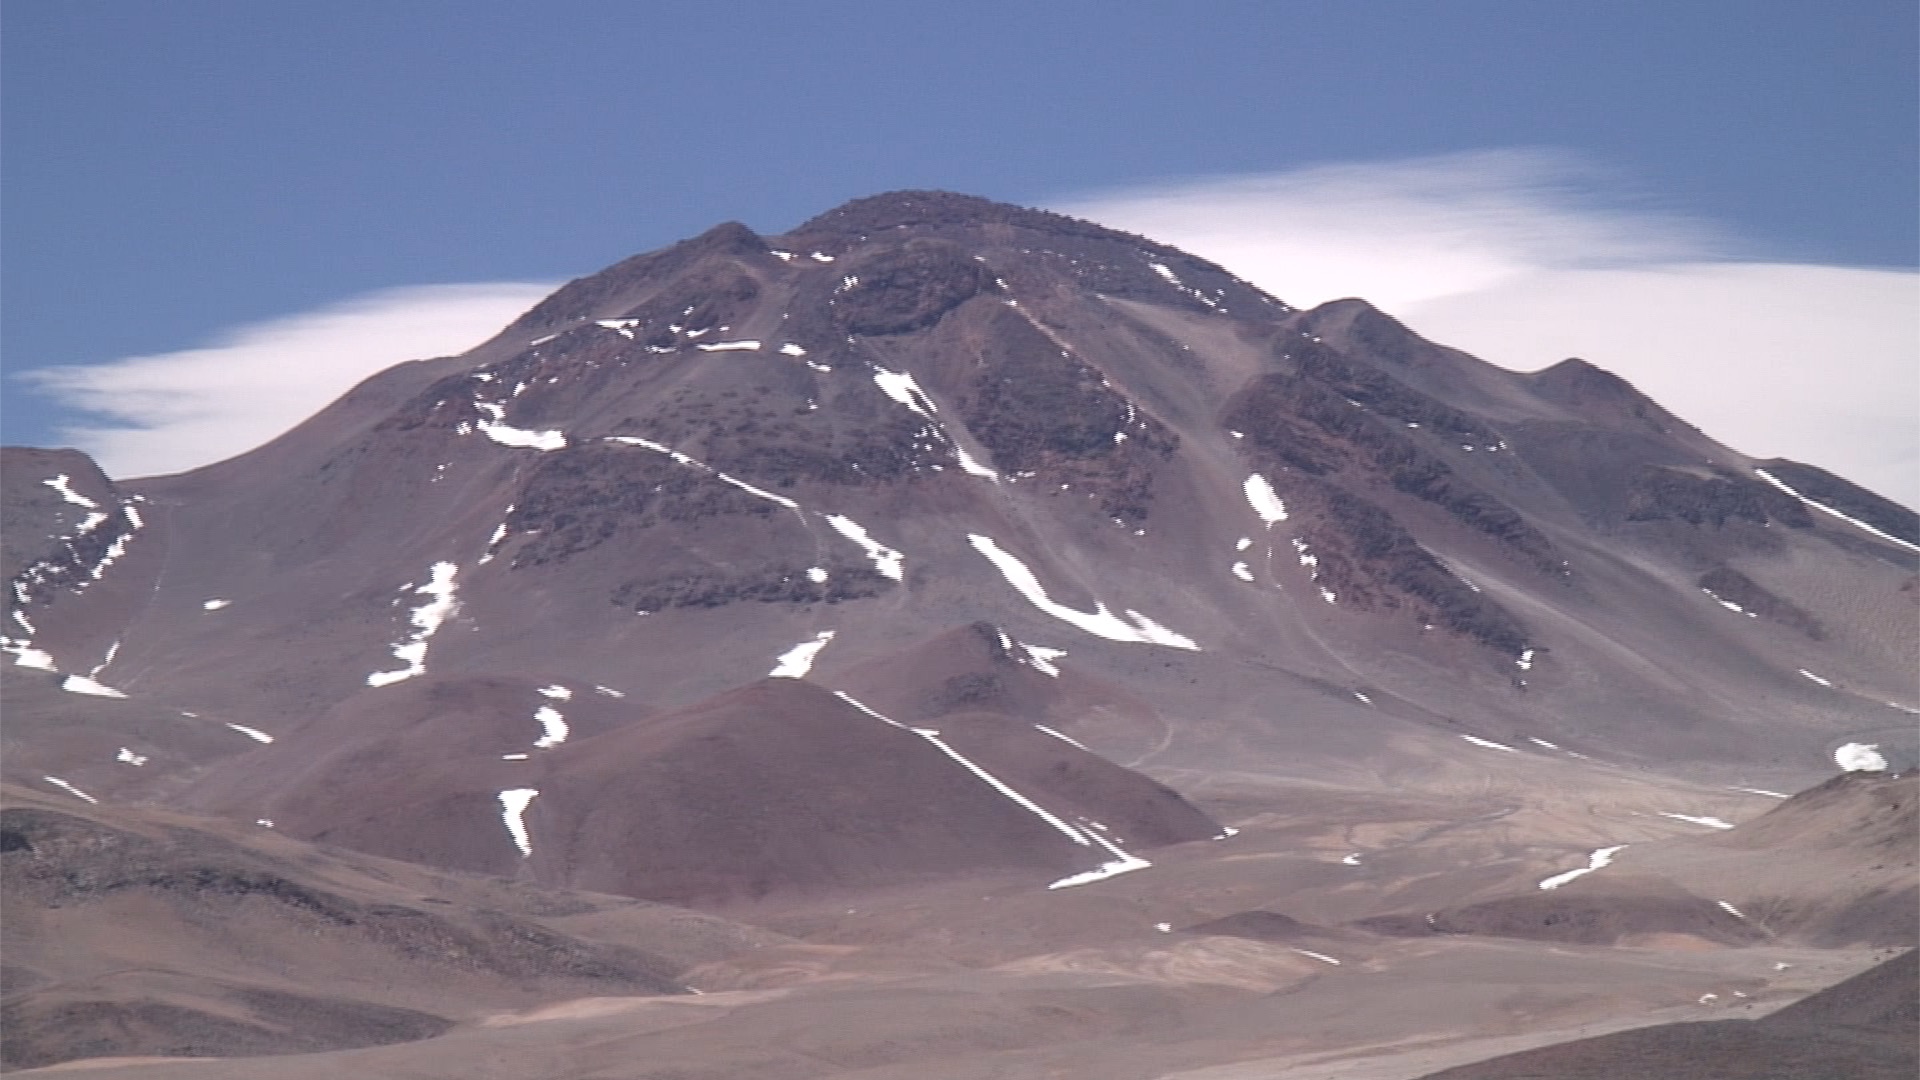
xmin=3 ymin=190 xmax=1914 ymax=1074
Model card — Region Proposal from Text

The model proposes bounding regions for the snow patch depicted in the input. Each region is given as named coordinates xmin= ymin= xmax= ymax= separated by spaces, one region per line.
xmin=1730 ymin=786 xmax=1790 ymax=799
xmin=1048 ymin=850 xmax=1151 ymax=890
xmin=478 ymin=419 xmax=566 ymax=451
xmin=62 ymin=674 xmax=127 ymax=698
xmin=1528 ymin=737 xmax=1561 ymax=750
xmin=532 ymin=705 xmax=569 ymax=748
xmin=778 ymin=342 xmax=808 ymax=356
xmin=367 ymin=562 xmax=460 ymax=687
xmin=226 ymin=723 xmax=274 ymax=743
xmin=1243 ymin=474 xmax=1288 ymax=524
xmin=1230 ymin=562 xmax=1254 ymax=582
xmin=1538 ymin=845 xmax=1626 ymax=890
xmin=1019 ymin=643 xmax=1066 ymax=677
xmin=769 ymin=630 xmax=836 ymax=679
xmin=1717 ymin=900 xmax=1745 ymax=919
xmin=1236 ymin=537 xmax=1252 ymax=551
xmin=968 ymin=534 xmax=1198 ymax=650
xmin=498 ymin=789 xmax=538 ymax=857
xmin=1516 ymin=649 xmax=1534 ymax=671
xmin=5 ymin=644 xmax=55 ymax=672
xmin=537 ymin=684 xmax=572 ymax=700
xmin=202 ymin=598 xmax=231 ymax=611
xmin=115 ymin=747 xmax=147 ymax=766
xmin=1796 ymin=668 xmax=1832 ymax=688
xmin=806 ymin=566 xmax=829 ymax=584
xmin=1292 ymin=948 xmax=1341 ymax=966
xmin=695 ymin=340 xmax=762 ymax=352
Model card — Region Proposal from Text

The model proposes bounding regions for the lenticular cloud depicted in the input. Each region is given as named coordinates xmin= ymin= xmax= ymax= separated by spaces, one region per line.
xmin=1056 ymin=151 xmax=1918 ymax=508
xmin=23 ymin=282 xmax=554 ymax=480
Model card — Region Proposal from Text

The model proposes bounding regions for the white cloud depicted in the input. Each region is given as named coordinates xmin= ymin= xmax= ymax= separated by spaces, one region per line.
xmin=1055 ymin=151 xmax=1918 ymax=508
xmin=23 ymin=282 xmax=555 ymax=480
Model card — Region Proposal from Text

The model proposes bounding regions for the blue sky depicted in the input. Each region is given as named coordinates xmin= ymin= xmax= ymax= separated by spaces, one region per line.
xmin=4 ymin=1 xmax=1915 ymax=499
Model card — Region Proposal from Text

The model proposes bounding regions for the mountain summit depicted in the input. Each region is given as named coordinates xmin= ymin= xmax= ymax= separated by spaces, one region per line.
xmin=2 ymin=191 xmax=1914 ymax=1073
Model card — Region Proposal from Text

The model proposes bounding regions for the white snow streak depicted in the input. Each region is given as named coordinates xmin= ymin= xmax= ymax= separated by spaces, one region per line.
xmin=43 ymin=474 xmax=98 ymax=509
xmin=1717 ymin=900 xmax=1746 ymax=919
xmin=967 ymin=534 xmax=1198 ymax=650
xmin=1753 ymin=469 xmax=1920 ymax=554
xmin=1231 ymin=561 xmax=1254 ymax=582
xmin=537 ymin=684 xmax=572 ymax=700
xmin=1035 ymin=724 xmax=1092 ymax=752
xmin=769 ymin=630 xmax=836 ymax=678
xmin=42 ymin=776 xmax=97 ymax=804
xmin=1516 ymin=649 xmax=1535 ymax=671
xmin=1730 ymin=786 xmax=1791 ymax=799
xmin=603 ymin=436 xmax=802 ymax=511
xmin=1538 ymin=845 xmax=1626 ymax=890
xmin=1459 ymin=734 xmax=1518 ymax=752
xmin=1835 ymin=742 xmax=1889 ymax=772
xmin=834 ymin=689 xmax=1154 ymax=886
xmin=825 ymin=516 xmax=904 ymax=580
xmin=226 ymin=723 xmax=274 ymax=743
xmin=498 ymin=788 xmax=538 ymax=857
xmin=1659 ymin=812 xmax=1735 ymax=830
xmin=1796 ymin=668 xmax=1833 ymax=688
xmin=694 ymin=340 xmax=762 ymax=352
xmin=919 ymin=730 xmax=1093 ymax=848
xmin=951 ymin=444 xmax=999 ymax=480
xmin=1342 ymin=853 xmax=1362 ymax=866
xmin=367 ymin=562 xmax=460 ymax=687
xmin=1292 ymin=948 xmax=1342 ymax=966
xmin=202 ymin=598 xmax=231 ymax=611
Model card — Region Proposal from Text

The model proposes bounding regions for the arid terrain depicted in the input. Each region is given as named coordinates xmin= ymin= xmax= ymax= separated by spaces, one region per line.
xmin=3 ymin=192 xmax=1913 ymax=1077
